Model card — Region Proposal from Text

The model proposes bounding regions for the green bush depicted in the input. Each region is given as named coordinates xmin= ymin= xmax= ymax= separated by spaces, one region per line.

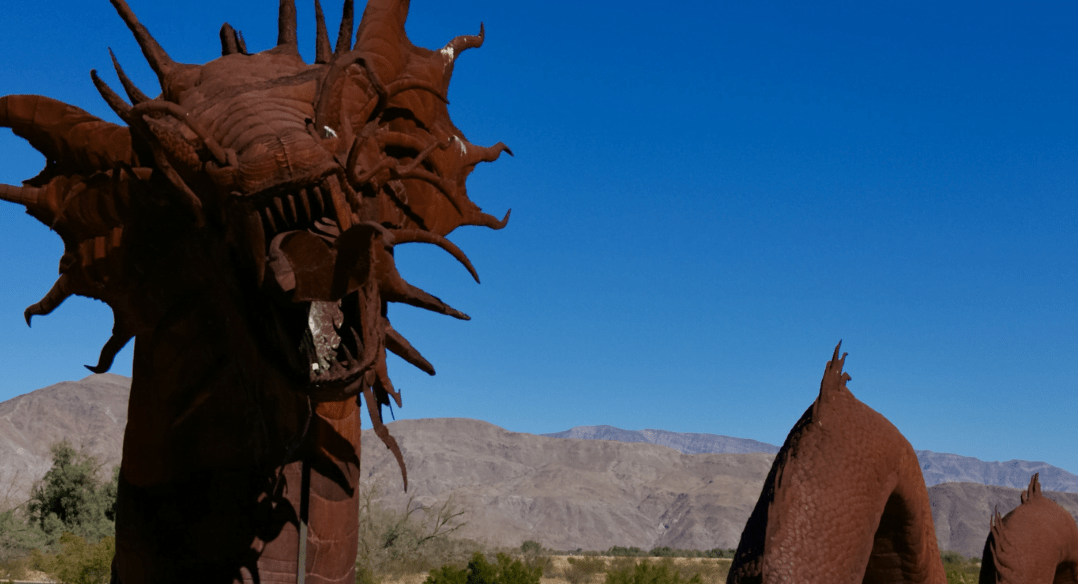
xmin=26 ymin=441 xmax=117 ymax=546
xmin=1 ymin=441 xmax=117 ymax=580
xmin=940 ymin=551 xmax=979 ymax=584
xmin=0 ymin=506 xmax=47 ymax=571
xmin=607 ymin=547 xmax=644 ymax=557
xmin=605 ymin=560 xmax=703 ymax=584
xmin=561 ymin=556 xmax=608 ymax=584
xmin=518 ymin=540 xmax=553 ymax=577
xmin=425 ymin=553 xmax=541 ymax=584
xmin=53 ymin=532 xmax=115 ymax=584
xmin=426 ymin=563 xmax=468 ymax=584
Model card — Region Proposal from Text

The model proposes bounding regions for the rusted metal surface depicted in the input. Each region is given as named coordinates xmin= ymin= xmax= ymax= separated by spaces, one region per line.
xmin=0 ymin=0 xmax=508 ymax=581
xmin=979 ymin=474 xmax=1078 ymax=584
xmin=727 ymin=344 xmax=947 ymax=584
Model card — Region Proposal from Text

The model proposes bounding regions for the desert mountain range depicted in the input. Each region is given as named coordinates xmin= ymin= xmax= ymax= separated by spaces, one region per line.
xmin=543 ymin=425 xmax=1078 ymax=492
xmin=3 ymin=374 xmax=1078 ymax=558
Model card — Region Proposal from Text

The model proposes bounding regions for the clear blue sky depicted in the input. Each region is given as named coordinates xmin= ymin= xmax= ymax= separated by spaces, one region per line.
xmin=1 ymin=1 xmax=1076 ymax=473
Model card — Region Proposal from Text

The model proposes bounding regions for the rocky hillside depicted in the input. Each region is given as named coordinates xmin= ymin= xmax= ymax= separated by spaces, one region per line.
xmin=4 ymin=375 xmax=1078 ymax=558
xmin=549 ymin=424 xmax=1078 ymax=492
xmin=365 ymin=419 xmax=1078 ymax=558
xmin=0 ymin=373 xmax=128 ymax=508
xmin=541 ymin=425 xmax=780 ymax=455
xmin=916 ymin=450 xmax=1078 ymax=492
xmin=928 ymin=482 xmax=1078 ymax=556
xmin=362 ymin=418 xmax=774 ymax=553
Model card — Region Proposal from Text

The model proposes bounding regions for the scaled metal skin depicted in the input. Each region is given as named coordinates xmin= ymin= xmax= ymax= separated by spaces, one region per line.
xmin=979 ymin=474 xmax=1078 ymax=584
xmin=727 ymin=344 xmax=947 ymax=584
xmin=0 ymin=0 xmax=509 ymax=582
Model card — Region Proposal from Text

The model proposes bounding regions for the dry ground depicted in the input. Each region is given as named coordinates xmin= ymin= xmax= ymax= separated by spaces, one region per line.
xmin=383 ymin=555 xmax=734 ymax=584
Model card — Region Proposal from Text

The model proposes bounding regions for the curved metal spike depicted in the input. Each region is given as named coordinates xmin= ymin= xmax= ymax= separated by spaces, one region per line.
xmin=380 ymin=271 xmax=470 ymax=321
xmin=0 ymin=183 xmax=59 ymax=227
xmin=361 ymin=384 xmax=407 ymax=490
xmin=443 ymin=23 xmax=484 ymax=62
xmin=0 ymin=94 xmax=135 ymax=173
xmin=465 ymin=208 xmax=511 ymax=231
xmin=335 ymin=0 xmax=354 ymax=54
xmin=108 ymin=49 xmax=150 ymax=105
xmin=385 ymin=325 xmax=435 ymax=376
xmin=389 ymin=166 xmax=463 ymax=214
xmin=90 ymin=70 xmax=132 ymax=119
xmin=24 ymin=275 xmax=74 ymax=326
xmin=390 ymin=228 xmax=480 ymax=283
xmin=314 ymin=0 xmax=332 ymax=64
xmin=277 ymin=0 xmax=298 ymax=49
xmin=0 ymin=183 xmax=43 ymax=209
xmin=108 ymin=0 xmax=176 ymax=84
xmin=85 ymin=326 xmax=134 ymax=374
xmin=462 ymin=141 xmax=513 ymax=167
xmin=373 ymin=357 xmax=401 ymax=408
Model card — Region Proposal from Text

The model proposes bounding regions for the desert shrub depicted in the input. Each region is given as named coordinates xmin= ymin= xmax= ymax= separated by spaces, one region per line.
xmin=607 ymin=546 xmax=644 ymax=557
xmin=517 ymin=540 xmax=553 ymax=576
xmin=1 ymin=441 xmax=117 ymax=579
xmin=426 ymin=562 xmax=469 ymax=584
xmin=356 ymin=483 xmax=481 ymax=582
xmin=425 ymin=552 xmax=541 ymax=584
xmin=51 ymin=532 xmax=114 ymax=584
xmin=940 ymin=550 xmax=979 ymax=584
xmin=26 ymin=441 xmax=117 ymax=546
xmin=639 ymin=547 xmax=735 ymax=559
xmin=0 ymin=506 xmax=47 ymax=573
xmin=561 ymin=555 xmax=608 ymax=584
xmin=604 ymin=560 xmax=702 ymax=584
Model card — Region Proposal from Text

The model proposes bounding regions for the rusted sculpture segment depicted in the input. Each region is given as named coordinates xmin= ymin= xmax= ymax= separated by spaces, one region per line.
xmin=0 ymin=0 xmax=508 ymax=582
xmin=727 ymin=344 xmax=946 ymax=584
xmin=979 ymin=474 xmax=1078 ymax=584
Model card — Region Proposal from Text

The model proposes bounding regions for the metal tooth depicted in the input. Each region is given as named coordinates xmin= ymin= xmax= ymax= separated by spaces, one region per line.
xmin=285 ymin=194 xmax=299 ymax=223
xmin=351 ymin=327 xmax=364 ymax=358
xmin=297 ymin=189 xmax=312 ymax=223
xmin=340 ymin=339 xmax=354 ymax=362
xmin=310 ymin=186 xmax=326 ymax=218
xmin=262 ymin=207 xmax=278 ymax=234
xmin=313 ymin=217 xmax=340 ymax=238
xmin=273 ymin=197 xmax=288 ymax=227
xmin=319 ymin=185 xmax=335 ymax=218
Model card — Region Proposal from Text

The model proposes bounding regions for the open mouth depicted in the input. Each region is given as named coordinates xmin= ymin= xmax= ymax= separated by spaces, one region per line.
xmin=241 ymin=171 xmax=377 ymax=397
xmin=241 ymin=171 xmax=471 ymax=401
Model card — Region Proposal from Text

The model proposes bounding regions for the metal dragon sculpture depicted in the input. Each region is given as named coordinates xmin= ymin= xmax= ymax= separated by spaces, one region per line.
xmin=0 ymin=0 xmax=509 ymax=581
xmin=980 ymin=474 xmax=1078 ymax=584
xmin=727 ymin=344 xmax=947 ymax=584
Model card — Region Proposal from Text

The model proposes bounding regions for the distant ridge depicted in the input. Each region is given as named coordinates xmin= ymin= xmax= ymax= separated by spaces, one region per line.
xmin=914 ymin=450 xmax=1078 ymax=493
xmin=541 ymin=425 xmax=780 ymax=455
xmin=4 ymin=378 xmax=1078 ymax=557
xmin=546 ymin=425 xmax=1078 ymax=493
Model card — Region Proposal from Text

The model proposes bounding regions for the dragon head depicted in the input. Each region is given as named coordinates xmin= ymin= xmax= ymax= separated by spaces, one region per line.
xmin=0 ymin=0 xmax=509 ymax=470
